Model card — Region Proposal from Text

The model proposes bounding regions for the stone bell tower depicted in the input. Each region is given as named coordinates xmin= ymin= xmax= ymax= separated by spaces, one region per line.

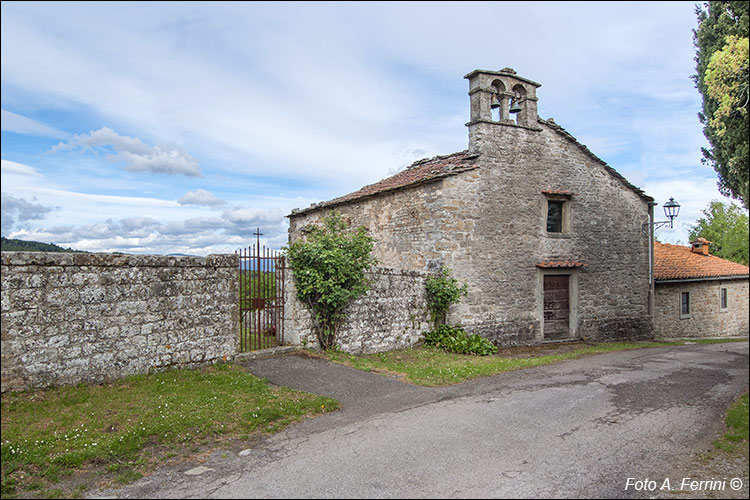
xmin=464 ymin=68 xmax=542 ymax=152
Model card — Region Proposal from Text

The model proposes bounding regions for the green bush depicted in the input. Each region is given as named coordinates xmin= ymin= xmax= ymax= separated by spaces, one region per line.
xmin=425 ymin=268 xmax=468 ymax=329
xmin=424 ymin=325 xmax=497 ymax=356
xmin=285 ymin=211 xmax=377 ymax=350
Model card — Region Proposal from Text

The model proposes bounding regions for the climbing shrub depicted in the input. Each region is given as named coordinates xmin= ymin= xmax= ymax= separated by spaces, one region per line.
xmin=424 ymin=325 xmax=498 ymax=356
xmin=425 ymin=267 xmax=468 ymax=329
xmin=285 ymin=211 xmax=377 ymax=350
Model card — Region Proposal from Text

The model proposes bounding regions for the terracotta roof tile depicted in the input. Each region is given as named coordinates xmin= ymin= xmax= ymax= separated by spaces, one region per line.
xmin=291 ymin=151 xmax=480 ymax=215
xmin=654 ymin=241 xmax=749 ymax=281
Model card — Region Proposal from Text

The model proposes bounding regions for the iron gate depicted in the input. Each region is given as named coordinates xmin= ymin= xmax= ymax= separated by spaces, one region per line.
xmin=237 ymin=240 xmax=285 ymax=351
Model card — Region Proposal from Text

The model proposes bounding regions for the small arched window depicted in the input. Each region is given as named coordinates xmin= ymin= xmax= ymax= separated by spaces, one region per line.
xmin=491 ymin=80 xmax=506 ymax=122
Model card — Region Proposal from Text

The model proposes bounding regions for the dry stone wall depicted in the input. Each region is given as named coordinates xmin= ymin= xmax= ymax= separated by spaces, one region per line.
xmin=1 ymin=252 xmax=238 ymax=392
xmin=284 ymin=266 xmax=432 ymax=354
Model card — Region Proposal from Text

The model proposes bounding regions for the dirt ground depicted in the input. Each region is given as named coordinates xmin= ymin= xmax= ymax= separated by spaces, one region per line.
xmin=493 ymin=339 xmax=598 ymax=358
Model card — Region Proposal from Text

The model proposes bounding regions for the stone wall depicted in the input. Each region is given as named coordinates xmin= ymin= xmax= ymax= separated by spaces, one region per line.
xmin=284 ymin=267 xmax=432 ymax=354
xmin=1 ymin=252 xmax=238 ymax=392
xmin=654 ymin=278 xmax=749 ymax=338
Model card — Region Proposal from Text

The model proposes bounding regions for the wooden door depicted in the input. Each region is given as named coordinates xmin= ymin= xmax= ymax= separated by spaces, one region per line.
xmin=543 ymin=275 xmax=570 ymax=340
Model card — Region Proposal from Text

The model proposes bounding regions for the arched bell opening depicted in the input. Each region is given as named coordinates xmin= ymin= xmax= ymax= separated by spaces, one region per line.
xmin=490 ymin=80 xmax=507 ymax=122
xmin=511 ymin=84 xmax=527 ymax=126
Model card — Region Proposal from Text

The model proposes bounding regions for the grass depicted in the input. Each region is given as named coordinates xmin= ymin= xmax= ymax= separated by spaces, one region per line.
xmin=323 ymin=338 xmax=748 ymax=386
xmin=0 ymin=363 xmax=338 ymax=499
xmin=239 ymin=327 xmax=280 ymax=352
xmin=690 ymin=392 xmax=749 ymax=489
xmin=713 ymin=392 xmax=749 ymax=453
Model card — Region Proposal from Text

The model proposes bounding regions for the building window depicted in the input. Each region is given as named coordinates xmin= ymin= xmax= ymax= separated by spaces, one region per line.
xmin=680 ymin=291 xmax=690 ymax=318
xmin=720 ymin=287 xmax=728 ymax=311
xmin=543 ymin=191 xmax=573 ymax=235
xmin=547 ymin=201 xmax=564 ymax=233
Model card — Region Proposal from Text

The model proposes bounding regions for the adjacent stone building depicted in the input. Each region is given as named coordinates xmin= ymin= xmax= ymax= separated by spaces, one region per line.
xmin=654 ymin=239 xmax=749 ymax=338
xmin=288 ymin=68 xmax=656 ymax=347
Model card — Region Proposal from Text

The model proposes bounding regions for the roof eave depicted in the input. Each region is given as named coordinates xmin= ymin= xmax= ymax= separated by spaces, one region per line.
xmin=655 ymin=274 xmax=750 ymax=283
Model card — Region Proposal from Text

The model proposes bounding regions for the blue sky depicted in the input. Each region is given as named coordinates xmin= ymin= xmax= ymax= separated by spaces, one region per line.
xmin=1 ymin=1 xmax=741 ymax=255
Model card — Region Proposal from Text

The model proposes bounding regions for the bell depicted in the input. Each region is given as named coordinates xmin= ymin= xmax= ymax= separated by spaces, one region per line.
xmin=490 ymin=94 xmax=501 ymax=109
xmin=509 ymin=99 xmax=522 ymax=114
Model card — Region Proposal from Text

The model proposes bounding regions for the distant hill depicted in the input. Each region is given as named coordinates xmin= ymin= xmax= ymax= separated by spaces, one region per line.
xmin=0 ymin=237 xmax=87 ymax=253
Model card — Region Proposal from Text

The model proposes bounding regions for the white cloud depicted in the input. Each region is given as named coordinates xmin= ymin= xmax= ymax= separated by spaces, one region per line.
xmin=177 ymin=188 xmax=227 ymax=207
xmin=7 ymin=203 xmax=291 ymax=255
xmin=1 ymin=192 xmax=55 ymax=234
xmin=1 ymin=159 xmax=43 ymax=177
xmin=160 ymin=217 xmax=225 ymax=236
xmin=28 ymin=187 xmax=179 ymax=208
xmin=1 ymin=109 xmax=70 ymax=138
xmin=50 ymin=127 xmax=202 ymax=177
xmin=221 ymin=206 xmax=286 ymax=224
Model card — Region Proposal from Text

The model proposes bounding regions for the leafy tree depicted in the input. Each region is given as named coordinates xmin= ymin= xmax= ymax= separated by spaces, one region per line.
xmin=688 ymin=200 xmax=749 ymax=265
xmin=693 ymin=1 xmax=749 ymax=208
xmin=285 ymin=211 xmax=376 ymax=350
xmin=705 ymin=35 xmax=749 ymax=135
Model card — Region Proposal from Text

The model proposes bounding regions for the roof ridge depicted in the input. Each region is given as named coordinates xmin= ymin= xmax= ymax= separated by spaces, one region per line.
xmin=289 ymin=150 xmax=481 ymax=216
xmin=407 ymin=150 xmax=475 ymax=169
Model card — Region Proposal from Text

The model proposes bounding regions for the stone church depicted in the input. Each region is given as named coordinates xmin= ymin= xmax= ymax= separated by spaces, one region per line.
xmin=287 ymin=68 xmax=655 ymax=346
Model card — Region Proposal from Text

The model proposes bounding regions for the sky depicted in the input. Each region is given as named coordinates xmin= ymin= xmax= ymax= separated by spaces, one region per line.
xmin=1 ymin=1 xmax=743 ymax=255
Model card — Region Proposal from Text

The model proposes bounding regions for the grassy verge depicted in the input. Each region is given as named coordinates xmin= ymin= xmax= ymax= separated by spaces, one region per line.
xmin=323 ymin=338 xmax=748 ymax=386
xmin=713 ymin=392 xmax=749 ymax=453
xmin=0 ymin=363 xmax=338 ymax=499
xmin=676 ymin=392 xmax=750 ymax=499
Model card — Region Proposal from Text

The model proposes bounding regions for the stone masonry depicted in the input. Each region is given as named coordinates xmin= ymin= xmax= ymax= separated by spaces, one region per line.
xmin=1 ymin=251 xmax=238 ymax=392
xmin=284 ymin=267 xmax=432 ymax=354
xmin=654 ymin=279 xmax=749 ymax=338
xmin=288 ymin=68 xmax=655 ymax=348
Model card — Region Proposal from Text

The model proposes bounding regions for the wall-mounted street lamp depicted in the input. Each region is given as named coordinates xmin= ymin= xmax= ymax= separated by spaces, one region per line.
xmin=646 ymin=197 xmax=680 ymax=317
xmin=642 ymin=197 xmax=680 ymax=234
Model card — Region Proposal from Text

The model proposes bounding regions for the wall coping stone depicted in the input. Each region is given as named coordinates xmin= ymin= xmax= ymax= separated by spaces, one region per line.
xmin=1 ymin=251 xmax=236 ymax=268
xmin=282 ymin=264 xmax=434 ymax=279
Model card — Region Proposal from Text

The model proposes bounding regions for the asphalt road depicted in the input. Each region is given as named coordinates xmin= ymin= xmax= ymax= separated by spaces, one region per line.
xmin=90 ymin=342 xmax=749 ymax=499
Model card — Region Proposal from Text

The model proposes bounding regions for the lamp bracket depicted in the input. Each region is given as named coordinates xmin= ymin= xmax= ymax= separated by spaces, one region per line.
xmin=642 ymin=220 xmax=674 ymax=236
